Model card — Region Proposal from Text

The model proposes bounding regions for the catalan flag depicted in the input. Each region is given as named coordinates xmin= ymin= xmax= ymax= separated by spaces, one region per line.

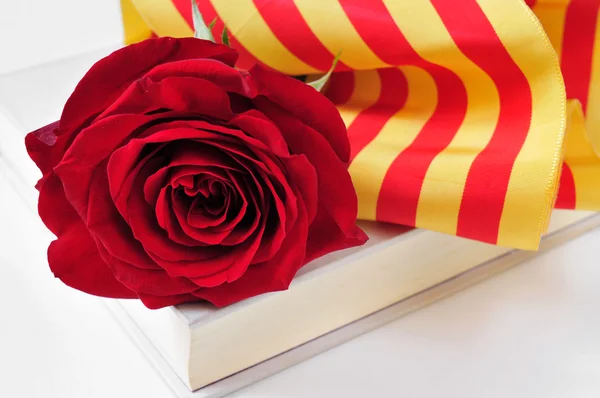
xmin=121 ymin=0 xmax=600 ymax=250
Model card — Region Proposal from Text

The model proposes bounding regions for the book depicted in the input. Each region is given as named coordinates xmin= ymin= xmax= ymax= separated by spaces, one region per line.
xmin=2 ymin=55 xmax=599 ymax=397
xmin=104 ymin=210 xmax=599 ymax=396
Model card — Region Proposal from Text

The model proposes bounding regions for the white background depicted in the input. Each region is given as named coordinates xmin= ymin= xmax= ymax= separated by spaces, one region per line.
xmin=0 ymin=0 xmax=123 ymax=75
xmin=1 ymin=1 xmax=600 ymax=397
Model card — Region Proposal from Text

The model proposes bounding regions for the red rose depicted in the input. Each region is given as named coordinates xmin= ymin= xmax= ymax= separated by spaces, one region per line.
xmin=26 ymin=37 xmax=367 ymax=309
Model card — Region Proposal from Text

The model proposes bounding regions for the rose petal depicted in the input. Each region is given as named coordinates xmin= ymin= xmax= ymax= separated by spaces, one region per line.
xmin=216 ymin=142 xmax=297 ymax=262
xmin=171 ymin=180 xmax=253 ymax=246
xmin=111 ymin=144 xmax=167 ymax=219
xmin=37 ymin=173 xmax=136 ymax=298
xmin=143 ymin=149 xmax=240 ymax=207
xmin=54 ymin=114 xmax=161 ymax=222
xmin=189 ymin=201 xmax=268 ymax=287
xmin=250 ymin=64 xmax=351 ymax=162
xmin=187 ymin=193 xmax=230 ymax=228
xmin=144 ymin=58 xmax=256 ymax=97
xmin=121 ymin=154 xmax=256 ymax=290
xmin=143 ymin=246 xmax=239 ymax=281
xmin=37 ymin=173 xmax=77 ymax=236
xmin=154 ymin=186 xmax=201 ymax=246
xmin=253 ymin=98 xmax=362 ymax=240
xmin=304 ymin=201 xmax=369 ymax=263
xmin=56 ymin=115 xmax=245 ymax=224
xmin=125 ymin=158 xmax=224 ymax=262
xmin=60 ymin=37 xmax=238 ymax=133
xmin=281 ymin=154 xmax=318 ymax=225
xmin=48 ymin=217 xmax=137 ymax=299
xmin=110 ymin=141 xmax=234 ymax=214
xmin=191 ymin=197 xmax=309 ymax=307
xmin=58 ymin=111 xmax=209 ymax=177
xmin=186 ymin=170 xmax=247 ymax=234
xmin=139 ymin=119 xmax=277 ymax=159
xmin=85 ymin=163 xmax=159 ymax=270
xmin=109 ymin=135 xmax=255 ymax=248
xmin=144 ymin=166 xmax=171 ymax=206
xmin=233 ymin=166 xmax=288 ymax=261
xmin=25 ymin=121 xmax=62 ymax=176
xmin=107 ymin=122 xmax=265 ymax=189
xmin=141 ymin=207 xmax=265 ymax=284
xmin=107 ymin=124 xmax=290 ymax=249
xmin=164 ymin=167 xmax=239 ymax=230
xmin=228 ymin=110 xmax=290 ymax=158
xmin=94 ymin=240 xmax=199 ymax=296
xmin=98 ymin=77 xmax=233 ymax=121
xmin=220 ymin=171 xmax=264 ymax=244
xmin=124 ymin=168 xmax=257 ymax=285
xmin=133 ymin=165 xmax=267 ymax=284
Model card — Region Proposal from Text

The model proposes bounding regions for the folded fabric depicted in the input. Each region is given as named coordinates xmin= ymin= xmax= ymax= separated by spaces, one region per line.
xmin=121 ymin=0 xmax=600 ymax=250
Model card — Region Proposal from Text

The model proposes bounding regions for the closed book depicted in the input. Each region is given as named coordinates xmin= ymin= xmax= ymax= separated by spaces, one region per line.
xmin=105 ymin=209 xmax=599 ymax=396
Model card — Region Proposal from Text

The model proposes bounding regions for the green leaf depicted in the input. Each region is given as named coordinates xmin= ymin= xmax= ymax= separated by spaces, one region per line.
xmin=307 ymin=51 xmax=341 ymax=92
xmin=208 ymin=18 xmax=217 ymax=31
xmin=221 ymin=26 xmax=230 ymax=47
xmin=192 ymin=0 xmax=215 ymax=42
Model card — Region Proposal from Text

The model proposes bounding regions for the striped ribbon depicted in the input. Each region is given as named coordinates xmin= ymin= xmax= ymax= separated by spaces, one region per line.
xmin=121 ymin=0 xmax=600 ymax=250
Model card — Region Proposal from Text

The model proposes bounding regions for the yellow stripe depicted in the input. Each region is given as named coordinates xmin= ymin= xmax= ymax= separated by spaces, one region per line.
xmin=293 ymin=0 xmax=389 ymax=70
xmin=349 ymin=66 xmax=437 ymax=220
xmin=130 ymin=0 xmax=193 ymax=37
xmin=210 ymin=0 xmax=318 ymax=75
xmin=534 ymin=0 xmax=600 ymax=209
xmin=337 ymin=70 xmax=381 ymax=128
xmin=481 ymin=1 xmax=567 ymax=249
xmin=379 ymin=0 xmax=501 ymax=235
xmin=532 ymin=0 xmax=571 ymax=60
xmin=564 ymin=101 xmax=600 ymax=209
xmin=121 ymin=0 xmax=153 ymax=44
xmin=585 ymin=10 xmax=600 ymax=156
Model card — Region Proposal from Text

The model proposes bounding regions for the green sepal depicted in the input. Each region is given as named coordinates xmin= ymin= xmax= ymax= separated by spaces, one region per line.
xmin=307 ymin=51 xmax=342 ymax=92
xmin=221 ymin=26 xmax=230 ymax=47
xmin=192 ymin=0 xmax=215 ymax=42
xmin=208 ymin=18 xmax=217 ymax=31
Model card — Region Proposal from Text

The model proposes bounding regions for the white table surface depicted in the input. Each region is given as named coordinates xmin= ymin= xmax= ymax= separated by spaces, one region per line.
xmin=1 ymin=2 xmax=600 ymax=397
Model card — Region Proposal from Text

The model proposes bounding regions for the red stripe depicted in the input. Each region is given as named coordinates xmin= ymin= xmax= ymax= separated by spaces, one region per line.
xmin=173 ymin=0 xmax=259 ymax=70
xmin=252 ymin=0 xmax=351 ymax=72
xmin=432 ymin=0 xmax=533 ymax=244
xmin=340 ymin=0 xmax=421 ymax=65
xmin=561 ymin=0 xmax=600 ymax=113
xmin=325 ymin=71 xmax=356 ymax=105
xmin=340 ymin=0 xmax=468 ymax=227
xmin=555 ymin=163 xmax=577 ymax=208
xmin=376 ymin=69 xmax=466 ymax=227
xmin=346 ymin=68 xmax=408 ymax=163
